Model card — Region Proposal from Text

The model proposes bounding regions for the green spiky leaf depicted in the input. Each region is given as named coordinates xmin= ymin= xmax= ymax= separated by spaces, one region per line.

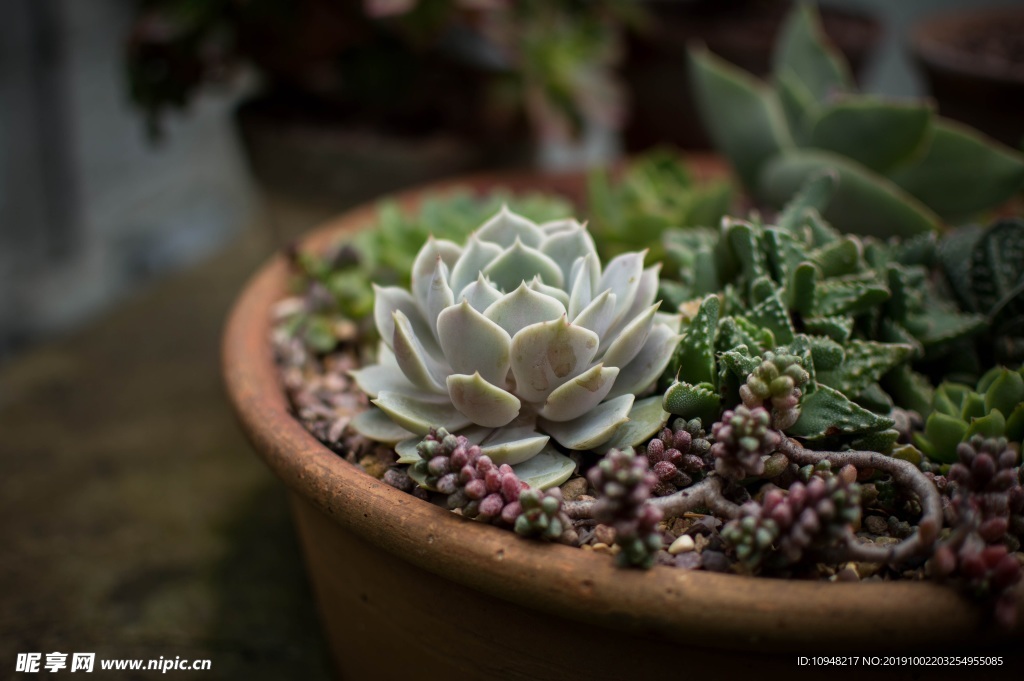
xmin=789 ymin=384 xmax=894 ymax=440
xmin=672 ymin=295 xmax=720 ymax=386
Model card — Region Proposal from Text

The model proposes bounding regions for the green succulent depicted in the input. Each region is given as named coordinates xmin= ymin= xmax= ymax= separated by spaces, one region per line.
xmin=938 ymin=218 xmax=1024 ymax=366
xmin=914 ymin=366 xmax=1024 ymax=464
xmin=586 ymin=148 xmax=734 ymax=262
xmin=289 ymin=190 xmax=573 ymax=324
xmin=658 ymin=175 xmax=986 ymax=440
xmin=349 ymin=207 xmax=681 ymax=484
xmin=689 ymin=2 xmax=1024 ymax=237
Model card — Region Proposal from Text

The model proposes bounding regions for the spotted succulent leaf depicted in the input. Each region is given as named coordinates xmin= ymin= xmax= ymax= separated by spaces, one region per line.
xmin=789 ymin=384 xmax=894 ymax=440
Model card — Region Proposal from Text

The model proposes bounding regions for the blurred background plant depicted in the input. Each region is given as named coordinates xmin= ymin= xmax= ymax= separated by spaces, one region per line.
xmin=126 ymin=0 xmax=640 ymax=169
xmin=689 ymin=2 xmax=1024 ymax=237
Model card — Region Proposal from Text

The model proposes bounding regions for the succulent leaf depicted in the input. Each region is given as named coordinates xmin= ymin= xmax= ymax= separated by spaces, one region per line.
xmin=809 ymin=99 xmax=933 ymax=174
xmin=450 ymin=236 xmax=503 ymax=296
xmin=594 ymin=395 xmax=670 ymax=454
xmin=758 ymin=149 xmax=940 ymax=237
xmin=391 ymin=311 xmax=448 ymax=394
xmin=771 ymin=1 xmax=852 ymax=103
xmin=458 ymin=273 xmax=503 ymax=312
xmin=372 ymin=391 xmax=473 ymax=435
xmin=776 ymin=171 xmax=837 ymax=234
xmin=540 ymin=394 xmax=634 ymax=450
xmin=540 ymin=364 xmax=619 ymax=422
xmin=671 ymin=294 xmax=720 ymax=386
xmin=664 ymin=381 xmax=721 ymax=426
xmin=435 ymin=300 xmax=511 ymax=386
xmin=351 ymin=409 xmax=416 ymax=446
xmin=602 ymin=303 xmax=659 ymax=370
xmin=510 ymin=315 xmax=599 ymax=403
xmin=688 ymin=46 xmax=793 ymax=190
xmin=479 ymin=427 xmax=550 ymax=466
xmin=887 ymin=120 xmax=1024 ymax=222
xmin=446 ymin=373 xmax=521 ymax=428
xmin=789 ymin=384 xmax=894 ymax=440
xmin=607 ymin=324 xmax=681 ymax=399
xmin=484 ymin=283 xmax=566 ymax=337
xmin=476 ymin=205 xmax=544 ymax=248
xmin=510 ymin=447 xmax=576 ymax=489
xmin=484 ymin=238 xmax=565 ymax=291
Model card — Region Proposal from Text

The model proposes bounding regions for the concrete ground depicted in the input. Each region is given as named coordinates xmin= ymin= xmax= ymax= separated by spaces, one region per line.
xmin=0 ymin=195 xmax=346 ymax=679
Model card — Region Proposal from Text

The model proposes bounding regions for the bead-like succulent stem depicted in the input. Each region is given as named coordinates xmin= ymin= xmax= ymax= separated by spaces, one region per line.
xmin=563 ymin=474 xmax=740 ymax=520
xmin=777 ymin=438 xmax=942 ymax=564
xmin=650 ymin=474 xmax=740 ymax=518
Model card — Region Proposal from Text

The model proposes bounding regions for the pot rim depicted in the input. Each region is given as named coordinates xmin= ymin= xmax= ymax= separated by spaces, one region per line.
xmin=222 ymin=161 xmax=1019 ymax=652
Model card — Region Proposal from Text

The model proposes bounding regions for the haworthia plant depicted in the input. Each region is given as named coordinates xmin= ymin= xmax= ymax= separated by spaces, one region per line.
xmin=658 ymin=175 xmax=991 ymax=451
xmin=938 ymin=218 xmax=1024 ymax=365
xmin=689 ymin=2 xmax=1024 ymax=236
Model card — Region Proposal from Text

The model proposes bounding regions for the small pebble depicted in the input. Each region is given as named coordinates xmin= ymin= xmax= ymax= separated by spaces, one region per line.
xmin=701 ymin=551 xmax=731 ymax=573
xmin=668 ymin=535 xmax=696 ymax=555
xmin=560 ymin=477 xmax=589 ymax=501
xmin=864 ymin=515 xmax=888 ymax=535
xmin=675 ymin=552 xmax=702 ymax=570
xmin=594 ymin=524 xmax=616 ymax=545
xmin=670 ymin=517 xmax=690 ymax=535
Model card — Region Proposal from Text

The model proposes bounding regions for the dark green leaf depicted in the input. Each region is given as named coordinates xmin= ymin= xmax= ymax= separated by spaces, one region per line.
xmin=772 ymin=2 xmax=853 ymax=103
xmin=758 ymin=149 xmax=941 ymax=237
xmin=810 ymin=98 xmax=934 ymax=174
xmin=887 ymin=119 xmax=1024 ymax=223
xmin=689 ymin=46 xmax=793 ymax=190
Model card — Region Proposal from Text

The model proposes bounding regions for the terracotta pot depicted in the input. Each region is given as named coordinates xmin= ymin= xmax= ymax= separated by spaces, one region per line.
xmin=222 ymin=160 xmax=1021 ymax=681
xmin=912 ymin=7 xmax=1024 ymax=149
xmin=235 ymin=96 xmax=525 ymax=208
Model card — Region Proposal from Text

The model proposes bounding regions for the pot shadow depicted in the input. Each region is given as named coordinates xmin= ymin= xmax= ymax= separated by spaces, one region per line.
xmin=208 ymin=480 xmax=333 ymax=680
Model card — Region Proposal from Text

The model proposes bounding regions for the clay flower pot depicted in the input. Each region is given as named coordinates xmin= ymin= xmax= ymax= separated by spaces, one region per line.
xmin=222 ymin=164 xmax=1020 ymax=681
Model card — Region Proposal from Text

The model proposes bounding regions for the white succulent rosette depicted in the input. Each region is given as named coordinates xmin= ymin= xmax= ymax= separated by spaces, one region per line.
xmin=350 ymin=207 xmax=680 ymax=487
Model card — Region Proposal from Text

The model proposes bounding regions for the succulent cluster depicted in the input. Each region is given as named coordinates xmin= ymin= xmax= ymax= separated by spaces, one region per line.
xmin=410 ymin=428 xmax=526 ymax=524
xmin=658 ymin=172 xmax=995 ymax=455
xmin=586 ymin=148 xmax=733 ymax=262
xmin=739 ymin=352 xmax=809 ymax=430
xmin=711 ymin=406 xmax=781 ymax=481
xmin=939 ymin=218 xmax=1024 ymax=366
xmin=723 ymin=469 xmax=861 ymax=571
xmin=932 ymin=436 xmax=1023 ymax=627
xmin=350 ymin=206 xmax=680 ymax=483
xmin=514 ymin=488 xmax=575 ymax=543
xmin=588 ymin=449 xmax=664 ymax=568
xmin=690 ymin=3 xmax=1024 ymax=237
xmin=642 ymin=417 xmax=711 ymax=496
xmin=915 ymin=367 xmax=1024 ymax=464
xmin=271 ymin=6 xmax=1024 ymax=629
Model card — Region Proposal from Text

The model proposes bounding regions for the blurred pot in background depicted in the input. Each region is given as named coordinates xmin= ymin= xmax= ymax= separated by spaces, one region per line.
xmin=623 ymin=0 xmax=881 ymax=151
xmin=125 ymin=0 xmax=639 ymax=205
xmin=912 ymin=6 xmax=1024 ymax=150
